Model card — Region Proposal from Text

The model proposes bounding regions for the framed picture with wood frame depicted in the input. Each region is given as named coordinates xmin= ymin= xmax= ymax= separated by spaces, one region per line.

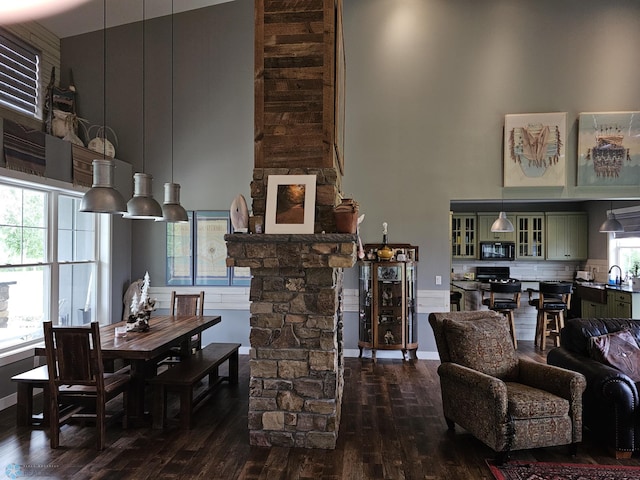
xmin=265 ymin=175 xmax=316 ymax=234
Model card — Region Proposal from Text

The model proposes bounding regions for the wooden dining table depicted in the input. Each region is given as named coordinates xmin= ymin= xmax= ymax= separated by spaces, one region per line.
xmin=102 ymin=314 xmax=222 ymax=422
xmin=35 ymin=314 xmax=222 ymax=424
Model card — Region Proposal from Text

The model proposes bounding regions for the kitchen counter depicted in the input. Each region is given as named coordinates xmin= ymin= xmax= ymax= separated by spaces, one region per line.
xmin=575 ymin=281 xmax=640 ymax=294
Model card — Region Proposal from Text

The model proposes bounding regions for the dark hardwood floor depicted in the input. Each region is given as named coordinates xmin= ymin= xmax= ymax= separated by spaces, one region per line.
xmin=0 ymin=342 xmax=638 ymax=479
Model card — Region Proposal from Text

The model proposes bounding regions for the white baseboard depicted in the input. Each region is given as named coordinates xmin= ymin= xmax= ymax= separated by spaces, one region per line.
xmin=343 ymin=348 xmax=439 ymax=360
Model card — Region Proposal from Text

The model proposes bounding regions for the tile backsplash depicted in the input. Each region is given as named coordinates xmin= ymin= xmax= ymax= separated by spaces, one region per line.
xmin=451 ymin=260 xmax=585 ymax=282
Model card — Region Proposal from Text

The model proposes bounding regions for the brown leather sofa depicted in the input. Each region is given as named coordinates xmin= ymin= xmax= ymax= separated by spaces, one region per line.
xmin=547 ymin=317 xmax=640 ymax=459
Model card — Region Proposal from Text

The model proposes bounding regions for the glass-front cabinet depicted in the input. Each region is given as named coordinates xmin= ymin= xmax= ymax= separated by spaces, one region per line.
xmin=358 ymin=260 xmax=418 ymax=360
xmin=451 ymin=213 xmax=476 ymax=259
xmin=516 ymin=213 xmax=545 ymax=259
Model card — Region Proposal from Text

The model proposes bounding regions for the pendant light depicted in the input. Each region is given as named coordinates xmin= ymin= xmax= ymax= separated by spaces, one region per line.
xmin=599 ymin=201 xmax=624 ymax=233
xmin=490 ymin=197 xmax=514 ymax=233
xmin=80 ymin=0 xmax=127 ymax=214
xmin=159 ymin=0 xmax=188 ymax=223
xmin=125 ymin=0 xmax=162 ymax=220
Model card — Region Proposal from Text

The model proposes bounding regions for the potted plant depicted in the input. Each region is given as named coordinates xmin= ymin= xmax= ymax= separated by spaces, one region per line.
xmin=631 ymin=261 xmax=640 ymax=290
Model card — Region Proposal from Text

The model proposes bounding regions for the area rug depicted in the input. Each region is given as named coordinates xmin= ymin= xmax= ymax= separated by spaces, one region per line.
xmin=487 ymin=459 xmax=640 ymax=480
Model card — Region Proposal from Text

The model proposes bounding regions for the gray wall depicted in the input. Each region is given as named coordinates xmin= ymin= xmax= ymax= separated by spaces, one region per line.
xmin=61 ymin=0 xmax=254 ymax=284
xmin=342 ymin=0 xmax=640 ymax=291
xmin=57 ymin=0 xmax=640 ymax=353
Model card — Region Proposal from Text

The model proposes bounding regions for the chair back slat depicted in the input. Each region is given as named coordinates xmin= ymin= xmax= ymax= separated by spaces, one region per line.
xmin=171 ymin=291 xmax=204 ymax=316
xmin=44 ymin=322 xmax=104 ymax=388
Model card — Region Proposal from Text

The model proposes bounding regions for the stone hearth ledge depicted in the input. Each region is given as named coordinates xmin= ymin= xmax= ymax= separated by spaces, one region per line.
xmin=225 ymin=233 xmax=358 ymax=269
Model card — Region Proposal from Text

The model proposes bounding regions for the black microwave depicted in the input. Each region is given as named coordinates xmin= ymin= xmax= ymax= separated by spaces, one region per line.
xmin=479 ymin=241 xmax=515 ymax=261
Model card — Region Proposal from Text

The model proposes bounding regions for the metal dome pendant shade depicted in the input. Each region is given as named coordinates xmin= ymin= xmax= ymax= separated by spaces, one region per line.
xmin=491 ymin=211 xmax=515 ymax=233
xmin=159 ymin=0 xmax=188 ymax=223
xmin=80 ymin=0 xmax=126 ymax=215
xmin=80 ymin=159 xmax=127 ymax=214
xmin=125 ymin=173 xmax=163 ymax=219
xmin=599 ymin=212 xmax=624 ymax=233
xmin=159 ymin=182 xmax=188 ymax=223
xmin=125 ymin=1 xmax=162 ymax=220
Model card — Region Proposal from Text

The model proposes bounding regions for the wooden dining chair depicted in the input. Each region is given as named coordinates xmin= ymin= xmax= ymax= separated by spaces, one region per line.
xmin=172 ymin=291 xmax=205 ymax=351
xmin=43 ymin=321 xmax=131 ymax=450
xmin=158 ymin=291 xmax=205 ymax=368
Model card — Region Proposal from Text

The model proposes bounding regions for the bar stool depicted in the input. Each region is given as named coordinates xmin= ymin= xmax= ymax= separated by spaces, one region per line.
xmin=482 ymin=281 xmax=521 ymax=348
xmin=530 ymin=282 xmax=572 ymax=350
xmin=450 ymin=291 xmax=462 ymax=311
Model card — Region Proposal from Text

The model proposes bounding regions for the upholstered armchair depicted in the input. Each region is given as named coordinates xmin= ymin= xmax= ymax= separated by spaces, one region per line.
xmin=428 ymin=311 xmax=586 ymax=462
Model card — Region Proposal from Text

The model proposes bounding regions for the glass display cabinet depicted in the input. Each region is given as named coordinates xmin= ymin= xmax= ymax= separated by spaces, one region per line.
xmin=358 ymin=245 xmax=418 ymax=360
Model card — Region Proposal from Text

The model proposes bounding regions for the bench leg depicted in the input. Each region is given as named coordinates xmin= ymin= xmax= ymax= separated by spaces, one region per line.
xmin=229 ymin=350 xmax=239 ymax=385
xmin=16 ymin=383 xmax=33 ymax=427
xmin=179 ymin=388 xmax=193 ymax=430
xmin=208 ymin=366 xmax=220 ymax=387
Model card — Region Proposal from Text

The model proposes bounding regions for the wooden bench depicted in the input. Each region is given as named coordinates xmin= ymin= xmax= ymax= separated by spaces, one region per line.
xmin=11 ymin=365 xmax=49 ymax=427
xmin=149 ymin=342 xmax=240 ymax=430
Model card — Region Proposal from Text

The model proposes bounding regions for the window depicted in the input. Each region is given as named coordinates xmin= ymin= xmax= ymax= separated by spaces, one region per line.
xmin=0 ymin=180 xmax=96 ymax=353
xmin=0 ymin=28 xmax=40 ymax=119
xmin=609 ymin=206 xmax=640 ymax=279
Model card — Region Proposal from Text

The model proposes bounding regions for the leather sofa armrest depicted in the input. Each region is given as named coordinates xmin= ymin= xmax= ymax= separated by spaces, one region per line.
xmin=548 ymin=347 xmax=639 ymax=410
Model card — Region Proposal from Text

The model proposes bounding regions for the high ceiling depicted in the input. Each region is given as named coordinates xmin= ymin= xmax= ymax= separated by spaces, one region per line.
xmin=30 ymin=0 xmax=234 ymax=38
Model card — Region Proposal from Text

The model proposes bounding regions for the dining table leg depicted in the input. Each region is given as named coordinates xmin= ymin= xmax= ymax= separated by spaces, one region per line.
xmin=127 ymin=359 xmax=156 ymax=425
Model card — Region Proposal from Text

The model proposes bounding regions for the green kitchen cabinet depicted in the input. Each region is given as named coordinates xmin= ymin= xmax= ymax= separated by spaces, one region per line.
xmin=607 ymin=290 xmax=640 ymax=318
xmin=477 ymin=214 xmax=516 ymax=243
xmin=581 ymin=299 xmax=608 ymax=318
xmin=546 ymin=213 xmax=588 ymax=261
xmin=516 ymin=214 xmax=545 ymax=259
xmin=451 ymin=213 xmax=476 ymax=259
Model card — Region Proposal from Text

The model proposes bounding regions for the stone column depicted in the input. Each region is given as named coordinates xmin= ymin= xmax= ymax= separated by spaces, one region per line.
xmin=226 ymin=233 xmax=356 ymax=449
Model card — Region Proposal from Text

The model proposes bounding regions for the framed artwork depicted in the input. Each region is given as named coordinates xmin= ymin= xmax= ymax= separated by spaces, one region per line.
xmin=265 ymin=174 xmax=317 ymax=234
xmin=195 ymin=211 xmax=231 ymax=286
xmin=166 ymin=211 xmax=193 ymax=286
xmin=577 ymin=111 xmax=640 ymax=186
xmin=504 ymin=112 xmax=567 ymax=187
xmin=231 ymin=266 xmax=251 ymax=286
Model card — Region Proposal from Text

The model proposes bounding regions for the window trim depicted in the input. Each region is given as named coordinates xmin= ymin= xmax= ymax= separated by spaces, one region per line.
xmin=0 ymin=167 xmax=107 ymax=355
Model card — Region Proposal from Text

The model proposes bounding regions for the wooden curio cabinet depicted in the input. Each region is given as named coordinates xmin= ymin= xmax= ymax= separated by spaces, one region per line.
xmin=358 ymin=249 xmax=418 ymax=360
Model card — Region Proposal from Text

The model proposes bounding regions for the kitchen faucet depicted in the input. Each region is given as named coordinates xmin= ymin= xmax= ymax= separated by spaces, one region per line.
xmin=609 ymin=265 xmax=622 ymax=285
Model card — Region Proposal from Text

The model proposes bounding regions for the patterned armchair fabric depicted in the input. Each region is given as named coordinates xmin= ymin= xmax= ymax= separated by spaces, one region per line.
xmin=429 ymin=311 xmax=586 ymax=460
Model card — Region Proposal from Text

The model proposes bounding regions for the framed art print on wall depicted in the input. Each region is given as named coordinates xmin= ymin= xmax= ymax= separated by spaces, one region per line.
xmin=504 ymin=112 xmax=567 ymax=187
xmin=265 ymin=174 xmax=317 ymax=234
xmin=194 ymin=211 xmax=231 ymax=286
xmin=577 ymin=111 xmax=640 ymax=187
xmin=166 ymin=211 xmax=193 ymax=286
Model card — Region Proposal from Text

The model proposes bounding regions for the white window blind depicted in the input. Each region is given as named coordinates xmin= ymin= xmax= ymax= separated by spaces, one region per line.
xmin=0 ymin=28 xmax=40 ymax=118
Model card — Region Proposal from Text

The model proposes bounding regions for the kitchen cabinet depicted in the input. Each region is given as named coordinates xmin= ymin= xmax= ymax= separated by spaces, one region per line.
xmin=546 ymin=213 xmax=588 ymax=261
xmin=477 ymin=214 xmax=516 ymax=242
xmin=607 ymin=290 xmax=640 ymax=318
xmin=581 ymin=299 xmax=608 ymax=318
xmin=516 ymin=214 xmax=545 ymax=259
xmin=358 ymin=260 xmax=418 ymax=360
xmin=451 ymin=213 xmax=476 ymax=259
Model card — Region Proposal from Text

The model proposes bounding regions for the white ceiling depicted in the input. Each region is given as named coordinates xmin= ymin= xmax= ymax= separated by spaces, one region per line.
xmin=32 ymin=0 xmax=234 ymax=38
